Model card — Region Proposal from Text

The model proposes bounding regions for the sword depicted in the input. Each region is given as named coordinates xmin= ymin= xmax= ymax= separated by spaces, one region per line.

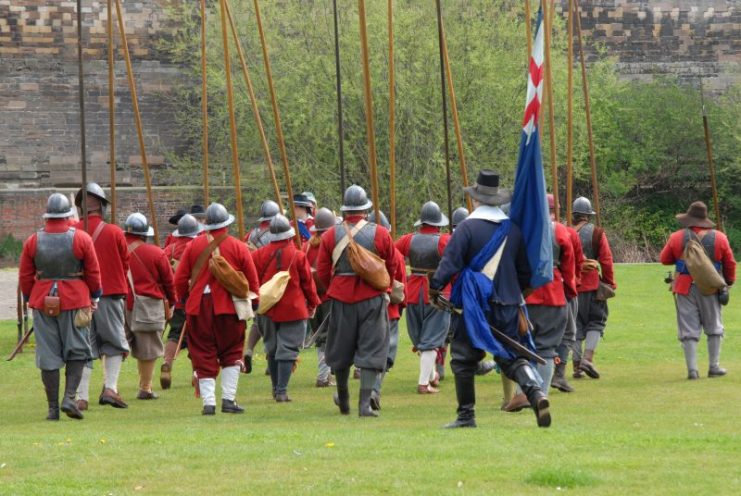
xmin=433 ymin=295 xmax=546 ymax=365
xmin=7 ymin=326 xmax=34 ymax=361
xmin=303 ymin=312 xmax=331 ymax=349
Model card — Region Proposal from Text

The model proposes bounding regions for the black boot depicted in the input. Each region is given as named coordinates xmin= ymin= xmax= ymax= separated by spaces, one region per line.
xmin=221 ymin=399 xmax=244 ymax=414
xmin=275 ymin=360 xmax=294 ymax=402
xmin=333 ymin=368 xmax=350 ymax=415
xmin=41 ymin=369 xmax=60 ymax=421
xmin=359 ymin=369 xmax=380 ymax=417
xmin=61 ymin=361 xmax=85 ymax=420
xmin=510 ymin=360 xmax=551 ymax=428
xmin=267 ymin=356 xmax=279 ymax=399
xmin=550 ymin=362 xmax=574 ymax=393
xmin=443 ymin=374 xmax=477 ymax=428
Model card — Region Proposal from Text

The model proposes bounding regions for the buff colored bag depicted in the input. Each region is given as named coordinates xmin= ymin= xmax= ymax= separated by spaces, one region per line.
xmin=683 ymin=230 xmax=726 ymax=296
xmin=342 ymin=222 xmax=390 ymax=291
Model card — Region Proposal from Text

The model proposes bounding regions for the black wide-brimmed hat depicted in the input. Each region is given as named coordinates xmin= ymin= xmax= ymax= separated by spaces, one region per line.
xmin=168 ymin=208 xmax=188 ymax=226
xmin=463 ymin=170 xmax=511 ymax=206
xmin=190 ymin=204 xmax=207 ymax=220
xmin=676 ymin=201 xmax=715 ymax=229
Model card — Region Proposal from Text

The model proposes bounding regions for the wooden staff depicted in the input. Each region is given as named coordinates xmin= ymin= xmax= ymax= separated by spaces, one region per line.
xmin=700 ymin=86 xmax=722 ymax=232
xmin=440 ymin=18 xmax=473 ymax=213
xmin=76 ymin=0 xmax=88 ymax=230
xmin=388 ymin=0 xmax=397 ymax=238
xmin=253 ymin=0 xmax=301 ymax=247
xmin=224 ymin=0 xmax=283 ymax=212
xmin=332 ymin=0 xmax=347 ymax=198
xmin=566 ymin=0 xmax=574 ymax=225
xmin=524 ymin=0 xmax=532 ymax=59
xmin=200 ymin=0 xmax=210 ymax=205
xmin=217 ymin=0 xmax=245 ymax=238
xmin=107 ymin=0 xmax=116 ymax=224
xmin=114 ymin=0 xmax=159 ymax=244
xmin=434 ymin=0 xmax=453 ymax=229
xmin=541 ymin=0 xmax=559 ymax=221
xmin=574 ymin=0 xmax=601 ymax=226
xmin=357 ymin=0 xmax=381 ymax=223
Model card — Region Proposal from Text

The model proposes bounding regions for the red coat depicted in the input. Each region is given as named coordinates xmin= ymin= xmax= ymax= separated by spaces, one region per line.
xmin=164 ymin=233 xmax=176 ymax=248
xmin=660 ymin=227 xmax=736 ymax=296
xmin=125 ymin=234 xmax=177 ymax=310
xmin=575 ymin=224 xmax=616 ymax=293
xmin=395 ymin=226 xmax=451 ymax=304
xmin=73 ymin=214 xmax=129 ymax=296
xmin=388 ymin=248 xmax=407 ymax=321
xmin=316 ymin=214 xmax=397 ymax=304
xmin=253 ymin=239 xmax=320 ymax=322
xmin=564 ymin=225 xmax=584 ymax=298
xmin=173 ymin=228 xmax=260 ymax=316
xmin=526 ymin=222 xmax=576 ymax=306
xmin=304 ymin=236 xmax=328 ymax=303
xmin=19 ymin=219 xmax=102 ymax=311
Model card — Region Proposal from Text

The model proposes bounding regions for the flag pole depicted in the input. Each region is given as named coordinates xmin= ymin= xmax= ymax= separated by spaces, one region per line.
xmin=357 ymin=0 xmax=381 ymax=223
xmin=253 ymin=0 xmax=302 ymax=248
xmin=224 ymin=0 xmax=283 ymax=213
xmin=332 ymin=0 xmax=347 ymax=199
xmin=700 ymin=83 xmax=722 ymax=232
xmin=574 ymin=0 xmax=601 ymax=226
xmin=524 ymin=0 xmax=532 ymax=59
xmin=106 ymin=0 xmax=116 ymax=225
xmin=217 ymin=0 xmax=245 ymax=238
xmin=200 ymin=0 xmax=210 ymax=205
xmin=566 ymin=0 xmax=574 ymax=225
xmin=387 ymin=0 xmax=397 ymax=238
xmin=77 ymin=0 xmax=88 ymax=231
xmin=114 ymin=0 xmax=159 ymax=244
xmin=440 ymin=18 xmax=473 ymax=213
xmin=541 ymin=0 xmax=559 ymax=221
xmin=435 ymin=0 xmax=453 ymax=230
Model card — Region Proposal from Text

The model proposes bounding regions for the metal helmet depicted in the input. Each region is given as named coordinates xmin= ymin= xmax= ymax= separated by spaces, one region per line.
xmin=368 ymin=210 xmax=390 ymax=230
xmin=573 ymin=196 xmax=596 ymax=216
xmin=258 ymin=200 xmax=281 ymax=222
xmin=301 ymin=191 xmax=317 ymax=206
xmin=124 ymin=212 xmax=154 ymax=237
xmin=414 ymin=201 xmax=449 ymax=228
xmin=204 ymin=203 xmax=235 ymax=231
xmin=43 ymin=193 xmax=74 ymax=219
xmin=340 ymin=185 xmax=372 ymax=212
xmin=311 ymin=207 xmax=338 ymax=233
xmin=173 ymin=214 xmax=203 ymax=238
xmin=269 ymin=214 xmax=295 ymax=242
xmin=451 ymin=207 xmax=469 ymax=227
xmin=74 ymin=182 xmax=108 ymax=208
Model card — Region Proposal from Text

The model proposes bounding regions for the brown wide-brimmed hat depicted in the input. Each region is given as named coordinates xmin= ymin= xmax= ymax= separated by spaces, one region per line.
xmin=463 ymin=170 xmax=511 ymax=206
xmin=676 ymin=201 xmax=715 ymax=229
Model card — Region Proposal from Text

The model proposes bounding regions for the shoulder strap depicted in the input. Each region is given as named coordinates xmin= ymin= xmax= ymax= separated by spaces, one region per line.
xmin=127 ymin=241 xmax=162 ymax=291
xmin=331 ymin=220 xmax=368 ymax=268
xmin=91 ymin=221 xmax=106 ymax=244
xmin=189 ymin=233 xmax=228 ymax=291
xmin=260 ymin=248 xmax=283 ymax=281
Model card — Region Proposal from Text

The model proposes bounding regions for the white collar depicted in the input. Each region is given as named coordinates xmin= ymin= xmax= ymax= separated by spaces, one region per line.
xmin=467 ymin=205 xmax=508 ymax=223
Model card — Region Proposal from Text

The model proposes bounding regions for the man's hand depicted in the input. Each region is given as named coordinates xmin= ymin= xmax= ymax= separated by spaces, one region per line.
xmin=91 ymin=298 xmax=99 ymax=312
xmin=309 ymin=308 xmax=317 ymax=319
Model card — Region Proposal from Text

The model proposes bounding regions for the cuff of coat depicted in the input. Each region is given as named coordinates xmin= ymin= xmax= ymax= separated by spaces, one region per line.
xmin=91 ymin=289 xmax=103 ymax=299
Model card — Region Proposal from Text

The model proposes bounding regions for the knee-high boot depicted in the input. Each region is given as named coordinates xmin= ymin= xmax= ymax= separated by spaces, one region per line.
xmin=275 ymin=360 xmax=294 ymax=402
xmin=61 ymin=361 xmax=85 ymax=420
xmin=509 ymin=361 xmax=551 ymax=428
xmin=333 ymin=368 xmax=350 ymax=415
xmin=359 ymin=369 xmax=379 ymax=417
xmin=41 ymin=369 xmax=60 ymax=421
xmin=443 ymin=374 xmax=476 ymax=428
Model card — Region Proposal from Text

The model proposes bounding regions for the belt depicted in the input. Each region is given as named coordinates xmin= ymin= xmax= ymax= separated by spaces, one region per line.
xmin=36 ymin=271 xmax=84 ymax=280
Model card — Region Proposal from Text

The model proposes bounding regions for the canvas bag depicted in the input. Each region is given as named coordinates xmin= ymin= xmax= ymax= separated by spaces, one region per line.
xmin=682 ymin=229 xmax=726 ymax=296
xmin=257 ymin=248 xmax=297 ymax=315
xmin=127 ymin=242 xmax=166 ymax=332
xmin=332 ymin=221 xmax=390 ymax=292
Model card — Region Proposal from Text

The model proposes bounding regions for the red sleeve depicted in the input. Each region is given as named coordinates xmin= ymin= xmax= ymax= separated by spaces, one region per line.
xmin=375 ymin=226 xmax=397 ymax=287
xmin=570 ymin=230 xmax=585 ymax=284
xmin=173 ymin=242 xmax=194 ymax=304
xmin=298 ymin=252 xmax=321 ymax=310
xmin=157 ymin=250 xmax=176 ymax=305
xmin=74 ymin=230 xmax=102 ymax=297
xmin=19 ymin=234 xmax=38 ymax=299
xmin=316 ymin=228 xmax=336 ymax=290
xmin=598 ymin=232 xmax=616 ymax=288
xmin=116 ymin=228 xmax=130 ymax=276
xmin=438 ymin=233 xmax=451 ymax=256
xmin=716 ymin=233 xmax=736 ymax=286
xmin=558 ymin=228 xmax=577 ymax=299
xmin=659 ymin=232 xmax=680 ymax=265
xmin=240 ymin=243 xmax=260 ymax=296
xmin=394 ymin=234 xmax=413 ymax=257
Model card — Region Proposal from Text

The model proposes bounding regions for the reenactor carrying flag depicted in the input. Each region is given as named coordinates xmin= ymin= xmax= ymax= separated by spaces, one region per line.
xmin=19 ymin=194 xmax=102 ymax=420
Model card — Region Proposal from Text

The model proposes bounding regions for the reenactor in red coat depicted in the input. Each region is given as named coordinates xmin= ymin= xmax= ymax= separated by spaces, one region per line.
xmin=316 ymin=185 xmax=397 ymax=417
xmin=660 ymin=201 xmax=736 ymax=379
xmin=252 ymin=215 xmax=321 ymax=402
xmin=293 ymin=193 xmax=315 ymax=243
xmin=19 ymin=193 xmax=102 ymax=420
xmin=571 ymin=197 xmax=616 ymax=380
xmin=173 ymin=203 xmax=260 ymax=415
xmin=72 ymin=183 xmax=130 ymax=410
xmin=123 ymin=213 xmax=176 ymax=400
xmin=161 ymin=214 xmax=203 ymax=389
xmin=395 ymin=202 xmax=452 ymax=394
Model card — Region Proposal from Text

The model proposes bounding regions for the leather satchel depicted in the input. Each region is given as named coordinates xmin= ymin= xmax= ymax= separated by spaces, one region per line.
xmin=595 ymin=281 xmax=616 ymax=301
xmin=340 ymin=221 xmax=390 ymax=291
xmin=43 ymin=296 xmax=61 ymax=317
xmin=207 ymin=234 xmax=250 ymax=299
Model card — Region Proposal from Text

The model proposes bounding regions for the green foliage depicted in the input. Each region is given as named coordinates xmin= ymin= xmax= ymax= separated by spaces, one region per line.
xmin=158 ymin=1 xmax=739 ymax=260
xmin=0 ymin=234 xmax=22 ymax=264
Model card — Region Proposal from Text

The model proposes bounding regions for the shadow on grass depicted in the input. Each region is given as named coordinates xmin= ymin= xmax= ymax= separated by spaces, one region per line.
xmin=525 ymin=468 xmax=600 ymax=489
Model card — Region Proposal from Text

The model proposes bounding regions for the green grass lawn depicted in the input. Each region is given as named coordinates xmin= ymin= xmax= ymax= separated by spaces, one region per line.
xmin=0 ymin=264 xmax=739 ymax=495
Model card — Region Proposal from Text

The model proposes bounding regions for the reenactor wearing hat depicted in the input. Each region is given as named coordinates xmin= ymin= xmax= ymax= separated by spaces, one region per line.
xmin=189 ymin=204 xmax=207 ymax=224
xmin=161 ymin=214 xmax=203 ymax=389
xmin=316 ymin=185 xmax=396 ymax=417
xmin=431 ymin=170 xmax=551 ymax=428
xmin=164 ymin=209 xmax=187 ymax=248
xmin=19 ymin=194 xmax=102 ymax=420
xmin=173 ymin=203 xmax=260 ymax=415
xmin=504 ymin=194 xmax=575 ymax=412
xmin=660 ymin=201 xmax=735 ymax=379
xmin=293 ymin=193 xmax=315 ymax=243
xmin=395 ymin=201 xmax=452 ymax=394
xmin=571 ymin=196 xmax=616 ymax=380
xmin=305 ymin=207 xmax=339 ymax=387
xmin=123 ymin=213 xmax=176 ymax=400
xmin=73 ymin=182 xmax=130 ymax=410
xmin=252 ymin=214 xmax=320 ymax=402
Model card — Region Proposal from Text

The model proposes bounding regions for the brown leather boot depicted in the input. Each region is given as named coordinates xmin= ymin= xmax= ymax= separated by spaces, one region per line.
xmin=572 ymin=360 xmax=584 ymax=379
xmin=502 ymin=393 xmax=530 ymax=412
xmin=580 ymin=350 xmax=600 ymax=379
xmin=417 ymin=384 xmax=440 ymax=394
